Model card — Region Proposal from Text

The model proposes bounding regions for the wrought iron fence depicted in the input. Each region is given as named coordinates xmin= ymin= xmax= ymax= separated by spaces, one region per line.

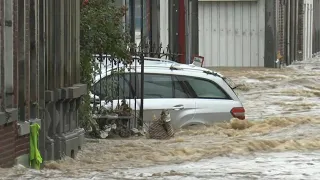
xmin=141 ymin=43 xmax=182 ymax=61
xmin=90 ymin=43 xmax=181 ymax=138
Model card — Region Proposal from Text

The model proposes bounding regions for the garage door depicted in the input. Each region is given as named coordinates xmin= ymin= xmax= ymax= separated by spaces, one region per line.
xmin=199 ymin=0 xmax=265 ymax=67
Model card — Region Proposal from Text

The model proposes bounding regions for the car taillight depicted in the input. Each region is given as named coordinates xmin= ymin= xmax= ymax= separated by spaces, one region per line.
xmin=230 ymin=107 xmax=245 ymax=120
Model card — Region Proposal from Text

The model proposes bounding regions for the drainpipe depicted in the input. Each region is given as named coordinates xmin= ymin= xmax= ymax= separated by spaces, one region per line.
xmin=129 ymin=0 xmax=135 ymax=46
xmin=150 ymin=0 xmax=160 ymax=54
xmin=191 ymin=0 xmax=199 ymax=56
xmin=286 ymin=0 xmax=291 ymax=64
xmin=178 ymin=0 xmax=186 ymax=64
xmin=169 ymin=0 xmax=179 ymax=61
xmin=185 ymin=0 xmax=191 ymax=64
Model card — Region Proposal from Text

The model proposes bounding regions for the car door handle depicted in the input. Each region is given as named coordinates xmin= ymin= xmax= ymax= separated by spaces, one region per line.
xmin=172 ymin=104 xmax=184 ymax=111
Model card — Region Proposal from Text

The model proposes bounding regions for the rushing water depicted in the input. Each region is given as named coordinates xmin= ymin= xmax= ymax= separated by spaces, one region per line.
xmin=1 ymin=57 xmax=320 ymax=180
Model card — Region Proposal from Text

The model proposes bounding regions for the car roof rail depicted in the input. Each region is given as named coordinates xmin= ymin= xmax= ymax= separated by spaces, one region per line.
xmin=168 ymin=64 xmax=223 ymax=77
xmin=99 ymin=60 xmax=224 ymax=78
xmin=104 ymin=64 xmax=223 ymax=77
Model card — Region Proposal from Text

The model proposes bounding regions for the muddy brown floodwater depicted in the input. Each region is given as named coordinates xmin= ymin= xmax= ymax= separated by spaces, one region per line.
xmin=1 ymin=57 xmax=320 ymax=180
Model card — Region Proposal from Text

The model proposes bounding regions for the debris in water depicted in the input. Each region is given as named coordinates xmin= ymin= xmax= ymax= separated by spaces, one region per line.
xmin=148 ymin=109 xmax=175 ymax=140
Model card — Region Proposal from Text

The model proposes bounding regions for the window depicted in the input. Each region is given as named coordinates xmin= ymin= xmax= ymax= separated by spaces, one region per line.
xmin=92 ymin=74 xmax=133 ymax=100
xmin=178 ymin=76 xmax=229 ymax=99
xmin=172 ymin=76 xmax=189 ymax=98
xmin=142 ymin=74 xmax=189 ymax=99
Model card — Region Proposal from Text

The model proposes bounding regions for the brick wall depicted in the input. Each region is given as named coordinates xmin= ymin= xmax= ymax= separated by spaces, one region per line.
xmin=15 ymin=134 xmax=30 ymax=161
xmin=0 ymin=0 xmax=30 ymax=168
xmin=276 ymin=0 xmax=305 ymax=62
xmin=0 ymin=123 xmax=16 ymax=167
xmin=15 ymin=0 xmax=31 ymax=167
xmin=297 ymin=0 xmax=304 ymax=60
xmin=0 ymin=122 xmax=30 ymax=168
xmin=277 ymin=0 xmax=286 ymax=60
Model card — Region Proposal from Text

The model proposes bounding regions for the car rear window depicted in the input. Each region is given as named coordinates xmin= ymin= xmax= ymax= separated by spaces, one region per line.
xmin=177 ymin=75 xmax=230 ymax=99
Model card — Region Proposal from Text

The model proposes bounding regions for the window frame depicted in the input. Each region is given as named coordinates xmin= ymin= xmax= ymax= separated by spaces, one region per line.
xmin=93 ymin=72 xmax=231 ymax=100
xmin=175 ymin=75 xmax=232 ymax=100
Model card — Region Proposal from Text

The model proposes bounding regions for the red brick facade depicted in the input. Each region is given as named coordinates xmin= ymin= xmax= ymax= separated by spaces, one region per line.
xmin=276 ymin=0 xmax=305 ymax=63
xmin=277 ymin=0 xmax=286 ymax=60
xmin=1 ymin=0 xmax=85 ymax=168
xmin=297 ymin=0 xmax=304 ymax=60
xmin=0 ymin=0 xmax=31 ymax=168
xmin=0 ymin=122 xmax=29 ymax=168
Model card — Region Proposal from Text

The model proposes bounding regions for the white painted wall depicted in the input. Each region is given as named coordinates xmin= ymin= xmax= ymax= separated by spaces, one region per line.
xmin=303 ymin=0 xmax=313 ymax=60
xmin=199 ymin=0 xmax=265 ymax=67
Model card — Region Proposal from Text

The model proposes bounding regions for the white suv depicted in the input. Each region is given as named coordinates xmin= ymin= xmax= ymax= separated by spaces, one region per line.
xmin=91 ymin=57 xmax=245 ymax=128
